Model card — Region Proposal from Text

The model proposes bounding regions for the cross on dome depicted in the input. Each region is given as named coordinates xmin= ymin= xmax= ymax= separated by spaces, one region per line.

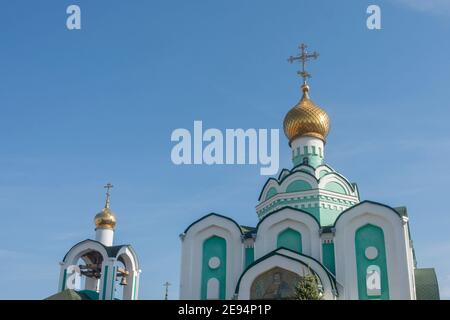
xmin=287 ymin=43 xmax=319 ymax=84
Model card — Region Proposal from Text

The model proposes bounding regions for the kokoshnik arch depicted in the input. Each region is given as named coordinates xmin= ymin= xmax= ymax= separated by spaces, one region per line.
xmin=179 ymin=44 xmax=440 ymax=300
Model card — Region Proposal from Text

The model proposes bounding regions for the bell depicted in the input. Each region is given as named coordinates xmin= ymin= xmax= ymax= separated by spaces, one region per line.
xmin=120 ymin=276 xmax=128 ymax=286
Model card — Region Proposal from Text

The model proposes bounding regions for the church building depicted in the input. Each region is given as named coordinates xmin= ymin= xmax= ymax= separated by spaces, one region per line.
xmin=179 ymin=45 xmax=440 ymax=300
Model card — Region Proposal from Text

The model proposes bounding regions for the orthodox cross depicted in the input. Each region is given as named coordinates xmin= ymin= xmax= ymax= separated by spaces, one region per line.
xmin=163 ymin=281 xmax=171 ymax=300
xmin=287 ymin=43 xmax=319 ymax=83
xmin=104 ymin=182 xmax=114 ymax=208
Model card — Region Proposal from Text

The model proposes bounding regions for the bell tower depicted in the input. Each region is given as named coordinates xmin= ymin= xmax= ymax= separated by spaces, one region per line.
xmin=56 ymin=184 xmax=141 ymax=300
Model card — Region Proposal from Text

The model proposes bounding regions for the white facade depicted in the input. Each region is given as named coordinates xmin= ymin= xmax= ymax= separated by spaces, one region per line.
xmin=180 ymin=200 xmax=418 ymax=300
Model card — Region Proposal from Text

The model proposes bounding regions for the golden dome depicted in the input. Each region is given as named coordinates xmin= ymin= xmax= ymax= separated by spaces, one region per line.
xmin=283 ymin=84 xmax=330 ymax=144
xmin=94 ymin=207 xmax=117 ymax=230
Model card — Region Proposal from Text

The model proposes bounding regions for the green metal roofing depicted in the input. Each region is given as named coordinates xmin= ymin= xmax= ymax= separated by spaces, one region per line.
xmin=240 ymin=225 xmax=256 ymax=239
xmin=45 ymin=289 xmax=99 ymax=300
xmin=415 ymin=268 xmax=440 ymax=300
xmin=394 ymin=206 xmax=408 ymax=217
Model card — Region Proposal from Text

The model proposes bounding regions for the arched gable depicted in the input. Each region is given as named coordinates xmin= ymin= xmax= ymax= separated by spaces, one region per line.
xmin=180 ymin=213 xmax=244 ymax=300
xmin=333 ymin=201 xmax=414 ymax=300
xmin=115 ymin=246 xmax=140 ymax=272
xmin=258 ymin=178 xmax=281 ymax=202
xmin=315 ymin=164 xmax=336 ymax=176
xmin=324 ymin=181 xmax=347 ymax=195
xmin=333 ymin=201 xmax=403 ymax=228
xmin=184 ymin=213 xmax=243 ymax=236
xmin=258 ymin=167 xmax=319 ymax=202
xmin=286 ymin=180 xmax=312 ymax=193
xmin=62 ymin=239 xmax=110 ymax=265
xmin=281 ymin=171 xmax=318 ymax=193
xmin=255 ymin=207 xmax=321 ymax=260
xmin=265 ymin=187 xmax=278 ymax=200
xmin=235 ymin=248 xmax=337 ymax=300
xmin=319 ymin=173 xmax=355 ymax=196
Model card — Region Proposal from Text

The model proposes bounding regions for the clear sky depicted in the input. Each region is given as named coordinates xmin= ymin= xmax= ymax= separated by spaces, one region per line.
xmin=1 ymin=0 xmax=450 ymax=299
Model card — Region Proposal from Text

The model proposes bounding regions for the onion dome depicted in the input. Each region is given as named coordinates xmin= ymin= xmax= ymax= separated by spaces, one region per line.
xmin=94 ymin=183 xmax=117 ymax=230
xmin=94 ymin=206 xmax=117 ymax=230
xmin=283 ymin=83 xmax=330 ymax=145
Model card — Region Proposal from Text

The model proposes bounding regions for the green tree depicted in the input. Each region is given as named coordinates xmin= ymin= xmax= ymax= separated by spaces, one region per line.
xmin=294 ymin=272 xmax=322 ymax=300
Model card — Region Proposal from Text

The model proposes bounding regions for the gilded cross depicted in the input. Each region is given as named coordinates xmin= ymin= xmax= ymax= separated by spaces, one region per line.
xmin=104 ymin=182 xmax=114 ymax=208
xmin=288 ymin=43 xmax=319 ymax=83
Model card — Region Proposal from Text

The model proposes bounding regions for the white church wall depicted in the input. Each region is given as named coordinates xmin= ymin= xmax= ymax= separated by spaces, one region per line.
xmin=402 ymin=220 xmax=417 ymax=299
xmin=180 ymin=215 xmax=244 ymax=300
xmin=95 ymin=228 xmax=114 ymax=246
xmin=334 ymin=202 xmax=414 ymax=300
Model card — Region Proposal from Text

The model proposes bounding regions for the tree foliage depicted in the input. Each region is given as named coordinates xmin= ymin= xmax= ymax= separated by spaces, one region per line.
xmin=294 ymin=272 xmax=322 ymax=300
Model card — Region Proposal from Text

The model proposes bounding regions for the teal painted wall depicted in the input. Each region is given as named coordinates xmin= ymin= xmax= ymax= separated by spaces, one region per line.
xmin=324 ymin=182 xmax=347 ymax=195
xmin=110 ymin=266 xmax=116 ymax=300
xmin=61 ymin=269 xmax=67 ymax=291
xmin=265 ymin=187 xmax=277 ymax=200
xmin=355 ymin=224 xmax=389 ymax=300
xmin=292 ymin=145 xmax=324 ymax=168
xmin=286 ymin=180 xmax=312 ymax=193
xmin=245 ymin=247 xmax=254 ymax=268
xmin=277 ymin=228 xmax=302 ymax=253
xmin=201 ymin=236 xmax=227 ymax=300
xmin=319 ymin=207 xmax=342 ymax=227
xmin=322 ymin=243 xmax=336 ymax=275
xmin=101 ymin=265 xmax=109 ymax=300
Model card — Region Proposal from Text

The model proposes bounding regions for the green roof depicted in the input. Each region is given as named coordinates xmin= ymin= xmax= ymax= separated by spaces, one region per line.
xmin=240 ymin=225 xmax=256 ymax=239
xmin=415 ymin=268 xmax=440 ymax=300
xmin=394 ymin=206 xmax=408 ymax=217
xmin=45 ymin=289 xmax=99 ymax=300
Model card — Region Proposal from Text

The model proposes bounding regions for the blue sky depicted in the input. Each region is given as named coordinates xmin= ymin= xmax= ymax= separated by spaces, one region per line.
xmin=1 ymin=0 xmax=450 ymax=299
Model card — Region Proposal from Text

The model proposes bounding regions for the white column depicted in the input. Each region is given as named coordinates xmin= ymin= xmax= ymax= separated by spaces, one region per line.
xmin=123 ymin=269 xmax=140 ymax=300
xmin=98 ymin=259 xmax=116 ymax=300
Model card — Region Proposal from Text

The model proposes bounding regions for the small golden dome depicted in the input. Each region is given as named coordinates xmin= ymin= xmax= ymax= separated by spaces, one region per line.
xmin=94 ymin=183 xmax=117 ymax=230
xmin=283 ymin=84 xmax=330 ymax=144
xmin=94 ymin=207 xmax=117 ymax=230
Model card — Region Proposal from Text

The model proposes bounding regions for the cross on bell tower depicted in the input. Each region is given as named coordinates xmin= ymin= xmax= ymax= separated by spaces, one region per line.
xmin=163 ymin=281 xmax=171 ymax=300
xmin=287 ymin=43 xmax=319 ymax=85
xmin=104 ymin=182 xmax=114 ymax=208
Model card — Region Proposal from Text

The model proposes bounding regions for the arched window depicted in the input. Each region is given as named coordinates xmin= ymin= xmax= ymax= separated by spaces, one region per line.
xmin=201 ymin=236 xmax=227 ymax=300
xmin=324 ymin=181 xmax=347 ymax=195
xmin=355 ymin=224 xmax=389 ymax=300
xmin=277 ymin=228 xmax=302 ymax=253
xmin=286 ymin=180 xmax=312 ymax=193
